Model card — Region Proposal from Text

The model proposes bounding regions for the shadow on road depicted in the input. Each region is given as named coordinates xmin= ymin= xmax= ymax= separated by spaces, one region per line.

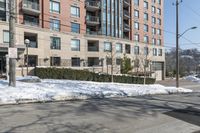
xmin=1 ymin=94 xmax=200 ymax=132
xmin=164 ymin=107 xmax=200 ymax=126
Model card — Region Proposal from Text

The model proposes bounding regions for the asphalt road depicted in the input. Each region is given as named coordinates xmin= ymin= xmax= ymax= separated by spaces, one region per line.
xmin=0 ymin=79 xmax=200 ymax=133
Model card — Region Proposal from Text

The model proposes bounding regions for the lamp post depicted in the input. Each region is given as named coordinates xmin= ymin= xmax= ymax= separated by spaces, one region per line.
xmin=25 ymin=39 xmax=30 ymax=76
xmin=176 ymin=26 xmax=197 ymax=88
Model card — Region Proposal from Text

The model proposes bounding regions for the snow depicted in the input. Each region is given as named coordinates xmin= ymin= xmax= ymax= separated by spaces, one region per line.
xmin=183 ymin=75 xmax=200 ymax=82
xmin=0 ymin=78 xmax=192 ymax=105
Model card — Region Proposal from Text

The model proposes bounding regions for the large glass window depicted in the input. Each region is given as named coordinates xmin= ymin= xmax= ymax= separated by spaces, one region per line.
xmin=50 ymin=57 xmax=61 ymax=66
xmin=134 ymin=34 xmax=140 ymax=42
xmin=144 ymin=36 xmax=149 ymax=43
xmin=71 ymin=6 xmax=80 ymax=17
xmin=125 ymin=44 xmax=131 ymax=54
xmin=144 ymin=13 xmax=148 ymax=21
xmin=144 ymin=1 xmax=148 ymax=9
xmin=3 ymin=30 xmax=9 ymax=43
xmin=71 ymin=57 xmax=80 ymax=67
xmin=144 ymin=24 xmax=148 ymax=32
xmin=144 ymin=47 xmax=149 ymax=55
xmin=50 ymin=0 xmax=60 ymax=13
xmin=71 ymin=39 xmax=80 ymax=51
xmin=50 ymin=37 xmax=61 ymax=50
xmin=71 ymin=23 xmax=80 ymax=33
xmin=134 ymin=46 xmax=140 ymax=55
xmin=134 ymin=10 xmax=139 ymax=18
xmin=134 ymin=22 xmax=139 ymax=30
xmin=153 ymin=48 xmax=157 ymax=56
xmin=158 ymin=49 xmax=162 ymax=56
xmin=50 ymin=19 xmax=60 ymax=31
xmin=104 ymin=42 xmax=112 ymax=52
xmin=116 ymin=43 xmax=123 ymax=53
xmin=134 ymin=0 xmax=139 ymax=6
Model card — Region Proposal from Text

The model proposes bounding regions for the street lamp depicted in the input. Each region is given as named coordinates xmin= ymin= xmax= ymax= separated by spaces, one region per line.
xmin=176 ymin=26 xmax=197 ymax=88
xmin=24 ymin=39 xmax=30 ymax=76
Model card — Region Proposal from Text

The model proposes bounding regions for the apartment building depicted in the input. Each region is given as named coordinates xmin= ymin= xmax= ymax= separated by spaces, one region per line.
xmin=0 ymin=0 xmax=165 ymax=80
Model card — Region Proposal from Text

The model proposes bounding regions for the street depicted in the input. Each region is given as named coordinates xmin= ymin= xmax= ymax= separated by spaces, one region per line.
xmin=0 ymin=80 xmax=200 ymax=133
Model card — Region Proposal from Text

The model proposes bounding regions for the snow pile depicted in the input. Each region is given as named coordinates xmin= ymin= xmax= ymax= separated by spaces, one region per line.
xmin=184 ymin=75 xmax=200 ymax=82
xmin=0 ymin=79 xmax=192 ymax=104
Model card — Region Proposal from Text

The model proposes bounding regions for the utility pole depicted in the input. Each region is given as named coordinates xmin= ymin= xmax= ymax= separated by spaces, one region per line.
xmin=175 ymin=0 xmax=182 ymax=88
xmin=9 ymin=0 xmax=16 ymax=87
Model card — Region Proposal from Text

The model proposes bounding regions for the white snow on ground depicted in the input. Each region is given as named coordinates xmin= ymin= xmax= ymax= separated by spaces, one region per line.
xmin=184 ymin=75 xmax=200 ymax=82
xmin=0 ymin=78 xmax=192 ymax=104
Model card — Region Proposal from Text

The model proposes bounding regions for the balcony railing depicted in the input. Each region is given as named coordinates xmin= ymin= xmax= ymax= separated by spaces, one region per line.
xmin=85 ymin=1 xmax=100 ymax=11
xmin=124 ymin=23 xmax=130 ymax=32
xmin=124 ymin=0 xmax=130 ymax=7
xmin=23 ymin=0 xmax=39 ymax=10
xmin=123 ymin=10 xmax=130 ymax=19
xmin=86 ymin=15 xmax=99 ymax=23
xmin=24 ymin=15 xmax=39 ymax=27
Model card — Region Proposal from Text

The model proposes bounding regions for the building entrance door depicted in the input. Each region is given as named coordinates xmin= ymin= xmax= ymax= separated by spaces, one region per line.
xmin=0 ymin=53 xmax=7 ymax=75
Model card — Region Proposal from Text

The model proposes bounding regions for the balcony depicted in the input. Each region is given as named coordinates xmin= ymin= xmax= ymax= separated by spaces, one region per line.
xmin=123 ymin=10 xmax=130 ymax=19
xmin=124 ymin=23 xmax=130 ymax=32
xmin=86 ymin=15 xmax=100 ymax=26
xmin=24 ymin=15 xmax=39 ymax=27
xmin=22 ymin=0 xmax=40 ymax=15
xmin=85 ymin=1 xmax=100 ymax=12
xmin=86 ymin=30 xmax=102 ymax=35
xmin=123 ymin=0 xmax=130 ymax=8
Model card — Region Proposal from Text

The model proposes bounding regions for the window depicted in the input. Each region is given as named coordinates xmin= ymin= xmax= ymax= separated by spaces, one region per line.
xmin=157 ymin=39 xmax=162 ymax=45
xmin=88 ymin=57 xmax=99 ymax=66
xmin=104 ymin=42 xmax=112 ymax=52
xmin=71 ymin=22 xmax=80 ymax=33
xmin=144 ymin=13 xmax=148 ymax=21
xmin=116 ymin=58 xmax=122 ymax=66
xmin=157 ymin=8 xmax=161 ymax=15
xmin=152 ymin=27 xmax=156 ymax=34
xmin=144 ymin=1 xmax=148 ymax=9
xmin=134 ymin=22 xmax=139 ymax=30
xmin=153 ymin=48 xmax=157 ymax=56
xmin=71 ymin=57 xmax=80 ymax=67
xmin=152 ymin=6 xmax=156 ymax=13
xmin=134 ymin=46 xmax=140 ymax=55
xmin=157 ymin=18 xmax=161 ymax=25
xmin=106 ymin=58 xmax=112 ymax=65
xmin=125 ymin=44 xmax=131 ymax=54
xmin=144 ymin=47 xmax=149 ymax=55
xmin=3 ymin=30 xmax=9 ymax=43
xmin=134 ymin=10 xmax=139 ymax=18
xmin=71 ymin=39 xmax=80 ymax=51
xmin=157 ymin=29 xmax=161 ymax=35
xmin=152 ymin=17 xmax=156 ymax=24
xmin=144 ymin=24 xmax=148 ymax=32
xmin=24 ymin=55 xmax=38 ymax=67
xmin=50 ymin=57 xmax=61 ymax=66
xmin=134 ymin=34 xmax=140 ymax=42
xmin=50 ymin=19 xmax=60 ymax=31
xmin=116 ymin=43 xmax=123 ymax=53
xmin=152 ymin=0 xmax=156 ymax=3
xmin=158 ymin=49 xmax=162 ymax=56
xmin=152 ymin=38 xmax=156 ymax=45
xmin=24 ymin=33 xmax=38 ymax=48
xmin=71 ymin=6 xmax=80 ymax=17
xmin=50 ymin=0 xmax=60 ymax=13
xmin=134 ymin=59 xmax=139 ymax=67
xmin=134 ymin=0 xmax=139 ymax=6
xmin=144 ymin=36 xmax=149 ymax=43
xmin=88 ymin=40 xmax=99 ymax=52
xmin=50 ymin=37 xmax=61 ymax=50
xmin=157 ymin=0 xmax=161 ymax=5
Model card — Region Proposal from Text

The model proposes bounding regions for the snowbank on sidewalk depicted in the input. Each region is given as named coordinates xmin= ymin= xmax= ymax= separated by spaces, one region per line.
xmin=183 ymin=75 xmax=200 ymax=82
xmin=0 ymin=79 xmax=192 ymax=104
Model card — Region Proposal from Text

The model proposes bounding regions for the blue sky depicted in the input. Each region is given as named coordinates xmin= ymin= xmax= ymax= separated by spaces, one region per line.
xmin=164 ymin=0 xmax=200 ymax=50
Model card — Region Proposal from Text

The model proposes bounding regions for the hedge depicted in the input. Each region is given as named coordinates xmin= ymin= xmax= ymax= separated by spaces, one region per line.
xmin=35 ymin=67 xmax=156 ymax=84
